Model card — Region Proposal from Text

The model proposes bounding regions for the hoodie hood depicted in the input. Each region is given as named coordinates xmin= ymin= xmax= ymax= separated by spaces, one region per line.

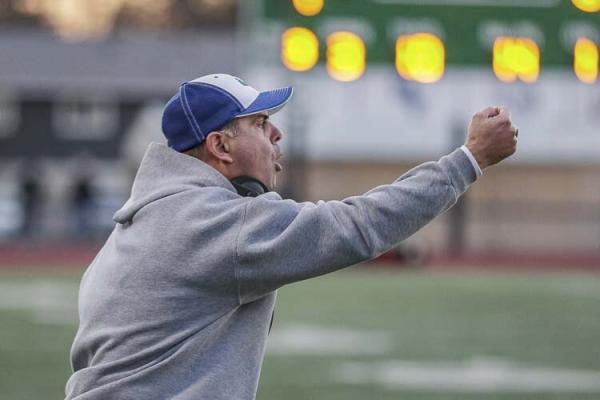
xmin=113 ymin=143 xmax=236 ymax=224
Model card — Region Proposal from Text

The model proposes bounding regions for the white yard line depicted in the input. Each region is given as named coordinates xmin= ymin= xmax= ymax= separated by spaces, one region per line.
xmin=0 ymin=281 xmax=78 ymax=325
xmin=374 ymin=0 xmax=560 ymax=7
xmin=544 ymin=280 xmax=600 ymax=298
xmin=335 ymin=357 xmax=600 ymax=393
xmin=267 ymin=323 xmax=392 ymax=355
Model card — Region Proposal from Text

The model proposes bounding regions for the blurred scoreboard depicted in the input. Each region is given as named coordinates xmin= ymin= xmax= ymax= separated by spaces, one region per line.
xmin=261 ymin=0 xmax=599 ymax=84
xmin=249 ymin=0 xmax=599 ymax=163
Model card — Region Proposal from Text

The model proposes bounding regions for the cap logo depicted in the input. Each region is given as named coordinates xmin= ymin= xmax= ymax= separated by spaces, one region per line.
xmin=235 ymin=77 xmax=249 ymax=86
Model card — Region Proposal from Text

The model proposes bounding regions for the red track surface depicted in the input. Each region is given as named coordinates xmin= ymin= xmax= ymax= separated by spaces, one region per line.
xmin=0 ymin=243 xmax=101 ymax=268
xmin=0 ymin=243 xmax=599 ymax=270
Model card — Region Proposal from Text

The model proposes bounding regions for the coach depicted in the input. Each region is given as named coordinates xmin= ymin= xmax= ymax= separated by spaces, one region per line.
xmin=65 ymin=74 xmax=517 ymax=399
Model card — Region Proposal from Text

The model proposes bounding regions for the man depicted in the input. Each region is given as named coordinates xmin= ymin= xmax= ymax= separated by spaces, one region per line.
xmin=65 ymin=74 xmax=517 ymax=399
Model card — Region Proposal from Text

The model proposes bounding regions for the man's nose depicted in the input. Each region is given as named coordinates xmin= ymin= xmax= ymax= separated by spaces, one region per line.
xmin=270 ymin=123 xmax=283 ymax=144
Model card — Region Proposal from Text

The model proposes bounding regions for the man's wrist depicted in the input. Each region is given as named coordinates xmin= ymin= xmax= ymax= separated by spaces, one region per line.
xmin=460 ymin=145 xmax=483 ymax=177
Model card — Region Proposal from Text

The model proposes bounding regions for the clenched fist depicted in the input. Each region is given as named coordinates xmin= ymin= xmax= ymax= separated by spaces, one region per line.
xmin=465 ymin=106 xmax=518 ymax=170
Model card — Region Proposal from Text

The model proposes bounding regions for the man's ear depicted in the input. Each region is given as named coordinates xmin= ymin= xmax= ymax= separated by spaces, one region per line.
xmin=204 ymin=132 xmax=233 ymax=164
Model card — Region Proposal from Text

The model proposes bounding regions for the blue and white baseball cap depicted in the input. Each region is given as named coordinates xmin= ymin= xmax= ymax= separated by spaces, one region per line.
xmin=162 ymin=74 xmax=293 ymax=152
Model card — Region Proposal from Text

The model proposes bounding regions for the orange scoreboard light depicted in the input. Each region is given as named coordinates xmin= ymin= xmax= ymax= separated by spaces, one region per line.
xmin=574 ymin=37 xmax=599 ymax=83
xmin=292 ymin=0 xmax=324 ymax=16
xmin=571 ymin=0 xmax=600 ymax=13
xmin=493 ymin=37 xmax=540 ymax=83
xmin=326 ymin=31 xmax=366 ymax=82
xmin=281 ymin=27 xmax=319 ymax=72
xmin=395 ymin=33 xmax=445 ymax=83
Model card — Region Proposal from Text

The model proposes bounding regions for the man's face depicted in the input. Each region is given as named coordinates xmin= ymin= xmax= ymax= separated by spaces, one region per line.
xmin=227 ymin=113 xmax=283 ymax=191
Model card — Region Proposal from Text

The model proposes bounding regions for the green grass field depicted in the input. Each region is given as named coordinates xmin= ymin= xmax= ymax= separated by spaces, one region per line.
xmin=1 ymin=267 xmax=599 ymax=400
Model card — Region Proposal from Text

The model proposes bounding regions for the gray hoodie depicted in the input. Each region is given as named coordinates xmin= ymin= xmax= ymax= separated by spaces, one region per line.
xmin=66 ymin=142 xmax=477 ymax=400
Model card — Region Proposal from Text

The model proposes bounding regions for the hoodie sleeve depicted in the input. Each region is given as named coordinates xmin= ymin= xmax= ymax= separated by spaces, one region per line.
xmin=234 ymin=148 xmax=477 ymax=304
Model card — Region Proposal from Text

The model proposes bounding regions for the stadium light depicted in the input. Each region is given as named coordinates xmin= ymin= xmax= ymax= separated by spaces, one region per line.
xmin=571 ymin=0 xmax=600 ymax=12
xmin=281 ymin=27 xmax=319 ymax=72
xmin=292 ymin=0 xmax=324 ymax=16
xmin=574 ymin=37 xmax=599 ymax=84
xmin=395 ymin=33 xmax=445 ymax=84
xmin=493 ymin=37 xmax=540 ymax=83
xmin=326 ymin=31 xmax=366 ymax=82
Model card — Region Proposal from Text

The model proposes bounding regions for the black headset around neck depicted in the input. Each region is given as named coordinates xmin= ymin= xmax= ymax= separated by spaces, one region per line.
xmin=230 ymin=176 xmax=268 ymax=197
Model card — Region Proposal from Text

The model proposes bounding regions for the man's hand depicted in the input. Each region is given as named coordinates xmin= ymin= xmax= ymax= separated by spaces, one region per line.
xmin=465 ymin=106 xmax=518 ymax=170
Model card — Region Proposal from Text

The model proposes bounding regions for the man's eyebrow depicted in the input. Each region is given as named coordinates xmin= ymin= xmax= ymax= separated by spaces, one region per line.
xmin=255 ymin=114 xmax=269 ymax=122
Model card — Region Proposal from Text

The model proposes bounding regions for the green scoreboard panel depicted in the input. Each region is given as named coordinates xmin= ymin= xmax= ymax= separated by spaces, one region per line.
xmin=250 ymin=0 xmax=599 ymax=164
xmin=260 ymin=0 xmax=599 ymax=67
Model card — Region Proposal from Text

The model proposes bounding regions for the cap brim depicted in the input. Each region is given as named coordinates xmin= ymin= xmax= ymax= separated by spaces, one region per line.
xmin=236 ymin=86 xmax=293 ymax=117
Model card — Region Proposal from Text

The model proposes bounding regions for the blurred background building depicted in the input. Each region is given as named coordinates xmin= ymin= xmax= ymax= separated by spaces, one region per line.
xmin=0 ymin=0 xmax=598 ymax=267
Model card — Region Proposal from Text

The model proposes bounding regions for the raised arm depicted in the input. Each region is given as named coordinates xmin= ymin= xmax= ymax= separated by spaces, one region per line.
xmin=235 ymin=107 xmax=517 ymax=304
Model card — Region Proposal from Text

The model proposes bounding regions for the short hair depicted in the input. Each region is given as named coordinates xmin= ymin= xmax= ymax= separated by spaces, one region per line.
xmin=219 ymin=119 xmax=239 ymax=138
xmin=182 ymin=118 xmax=239 ymax=159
